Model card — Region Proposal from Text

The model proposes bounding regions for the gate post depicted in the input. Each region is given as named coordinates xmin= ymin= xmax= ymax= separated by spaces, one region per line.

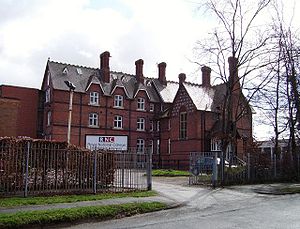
xmin=146 ymin=149 xmax=152 ymax=190
xmin=212 ymin=151 xmax=218 ymax=188
xmin=24 ymin=141 xmax=30 ymax=197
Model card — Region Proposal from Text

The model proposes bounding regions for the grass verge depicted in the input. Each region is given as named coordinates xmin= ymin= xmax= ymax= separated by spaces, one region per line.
xmin=0 ymin=191 xmax=157 ymax=208
xmin=0 ymin=202 xmax=167 ymax=228
xmin=278 ymin=186 xmax=300 ymax=194
xmin=152 ymin=169 xmax=190 ymax=177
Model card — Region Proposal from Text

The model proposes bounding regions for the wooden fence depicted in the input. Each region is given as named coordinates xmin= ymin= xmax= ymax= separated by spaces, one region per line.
xmin=0 ymin=138 xmax=151 ymax=197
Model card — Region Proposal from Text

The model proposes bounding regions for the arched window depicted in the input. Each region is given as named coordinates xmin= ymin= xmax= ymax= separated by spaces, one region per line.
xmin=179 ymin=107 xmax=187 ymax=139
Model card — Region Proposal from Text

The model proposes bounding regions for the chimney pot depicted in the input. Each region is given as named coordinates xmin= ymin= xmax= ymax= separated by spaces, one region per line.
xmin=178 ymin=73 xmax=186 ymax=84
xmin=135 ymin=59 xmax=144 ymax=84
xmin=201 ymin=66 xmax=211 ymax=87
xmin=158 ymin=62 xmax=167 ymax=86
xmin=100 ymin=51 xmax=110 ymax=83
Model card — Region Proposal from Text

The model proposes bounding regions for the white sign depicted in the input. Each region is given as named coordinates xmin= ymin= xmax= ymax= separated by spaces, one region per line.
xmin=85 ymin=135 xmax=128 ymax=150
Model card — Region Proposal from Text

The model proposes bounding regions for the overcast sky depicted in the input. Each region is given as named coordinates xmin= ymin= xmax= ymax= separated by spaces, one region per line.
xmin=0 ymin=0 xmax=299 ymax=140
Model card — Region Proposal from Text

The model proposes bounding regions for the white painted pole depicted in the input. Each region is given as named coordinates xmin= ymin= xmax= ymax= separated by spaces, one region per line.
xmin=67 ymin=89 xmax=74 ymax=144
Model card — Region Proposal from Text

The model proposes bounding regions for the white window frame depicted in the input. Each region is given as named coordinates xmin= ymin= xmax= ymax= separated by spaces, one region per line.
xmin=156 ymin=121 xmax=160 ymax=132
xmin=211 ymin=138 xmax=221 ymax=151
xmin=114 ymin=115 xmax=123 ymax=129
xmin=89 ymin=113 xmax=99 ymax=127
xmin=45 ymin=88 xmax=51 ymax=103
xmin=137 ymin=138 xmax=145 ymax=153
xmin=89 ymin=92 xmax=99 ymax=105
xmin=150 ymin=121 xmax=153 ymax=132
xmin=47 ymin=111 xmax=51 ymax=126
xmin=137 ymin=118 xmax=145 ymax=131
xmin=179 ymin=112 xmax=187 ymax=139
xmin=168 ymin=138 xmax=171 ymax=154
xmin=114 ymin=95 xmax=124 ymax=108
xmin=137 ymin=98 xmax=145 ymax=111
xmin=150 ymin=103 xmax=154 ymax=112
xmin=156 ymin=139 xmax=160 ymax=154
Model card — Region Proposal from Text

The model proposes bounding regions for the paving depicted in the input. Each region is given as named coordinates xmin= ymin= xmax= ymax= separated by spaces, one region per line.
xmin=0 ymin=177 xmax=299 ymax=215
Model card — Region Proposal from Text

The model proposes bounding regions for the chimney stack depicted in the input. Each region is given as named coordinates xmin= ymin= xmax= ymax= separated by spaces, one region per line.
xmin=135 ymin=59 xmax=144 ymax=84
xmin=178 ymin=73 xmax=186 ymax=85
xmin=100 ymin=51 xmax=110 ymax=83
xmin=201 ymin=66 xmax=211 ymax=87
xmin=228 ymin=57 xmax=240 ymax=92
xmin=158 ymin=62 xmax=167 ymax=86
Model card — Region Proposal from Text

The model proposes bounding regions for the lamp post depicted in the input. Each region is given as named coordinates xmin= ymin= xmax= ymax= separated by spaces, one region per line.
xmin=64 ymin=81 xmax=76 ymax=145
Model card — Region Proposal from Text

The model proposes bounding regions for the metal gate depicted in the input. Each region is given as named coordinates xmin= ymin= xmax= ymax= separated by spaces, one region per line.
xmin=189 ymin=152 xmax=218 ymax=186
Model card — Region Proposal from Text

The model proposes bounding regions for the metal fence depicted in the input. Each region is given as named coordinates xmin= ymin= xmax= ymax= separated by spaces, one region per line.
xmin=189 ymin=151 xmax=300 ymax=187
xmin=0 ymin=141 xmax=151 ymax=197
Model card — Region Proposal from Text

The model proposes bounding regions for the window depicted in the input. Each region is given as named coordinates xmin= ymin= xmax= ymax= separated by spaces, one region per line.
xmin=156 ymin=121 xmax=160 ymax=131
xmin=114 ymin=115 xmax=123 ymax=129
xmin=89 ymin=113 xmax=98 ymax=127
xmin=137 ymin=118 xmax=145 ymax=131
xmin=137 ymin=98 xmax=145 ymax=110
xmin=137 ymin=139 xmax=145 ymax=153
xmin=76 ymin=68 xmax=82 ymax=75
xmin=45 ymin=88 xmax=51 ymax=103
xmin=168 ymin=119 xmax=171 ymax=130
xmin=149 ymin=140 xmax=153 ymax=154
xmin=211 ymin=138 xmax=221 ymax=151
xmin=179 ymin=112 xmax=187 ymax=139
xmin=47 ymin=111 xmax=51 ymax=126
xmin=114 ymin=95 xmax=123 ymax=108
xmin=156 ymin=139 xmax=160 ymax=154
xmin=150 ymin=121 xmax=153 ymax=132
xmin=89 ymin=92 xmax=99 ymax=105
xmin=150 ymin=103 xmax=154 ymax=112
xmin=168 ymin=139 xmax=171 ymax=154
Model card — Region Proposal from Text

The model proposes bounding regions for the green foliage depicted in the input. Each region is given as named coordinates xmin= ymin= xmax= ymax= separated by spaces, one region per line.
xmin=0 ymin=202 xmax=167 ymax=228
xmin=225 ymin=166 xmax=246 ymax=175
xmin=152 ymin=169 xmax=190 ymax=177
xmin=0 ymin=191 xmax=157 ymax=208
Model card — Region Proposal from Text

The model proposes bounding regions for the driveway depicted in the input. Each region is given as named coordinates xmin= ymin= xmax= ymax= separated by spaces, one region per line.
xmin=67 ymin=177 xmax=300 ymax=229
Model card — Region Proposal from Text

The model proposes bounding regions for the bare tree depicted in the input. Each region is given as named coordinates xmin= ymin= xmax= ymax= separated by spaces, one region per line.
xmin=194 ymin=0 xmax=273 ymax=169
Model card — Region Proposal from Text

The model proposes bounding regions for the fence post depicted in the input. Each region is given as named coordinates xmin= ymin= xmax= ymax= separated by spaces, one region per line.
xmin=247 ymin=153 xmax=251 ymax=181
xmin=212 ymin=151 xmax=218 ymax=188
xmin=24 ymin=141 xmax=30 ymax=197
xmin=93 ymin=151 xmax=97 ymax=194
xmin=146 ymin=149 xmax=152 ymax=190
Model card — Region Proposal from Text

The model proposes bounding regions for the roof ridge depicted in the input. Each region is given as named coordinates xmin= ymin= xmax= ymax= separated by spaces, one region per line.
xmin=48 ymin=60 xmax=99 ymax=70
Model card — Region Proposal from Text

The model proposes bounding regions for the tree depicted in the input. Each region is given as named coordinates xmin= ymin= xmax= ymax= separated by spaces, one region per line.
xmin=194 ymin=0 xmax=273 ymax=172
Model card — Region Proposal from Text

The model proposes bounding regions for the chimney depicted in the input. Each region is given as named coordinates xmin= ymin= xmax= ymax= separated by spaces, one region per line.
xmin=228 ymin=57 xmax=240 ymax=91
xmin=158 ymin=62 xmax=167 ymax=86
xmin=135 ymin=59 xmax=144 ymax=84
xmin=201 ymin=66 xmax=211 ymax=87
xmin=100 ymin=51 xmax=110 ymax=83
xmin=178 ymin=73 xmax=186 ymax=85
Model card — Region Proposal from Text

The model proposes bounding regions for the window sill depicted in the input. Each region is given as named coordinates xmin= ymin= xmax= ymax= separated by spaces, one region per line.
xmin=88 ymin=103 xmax=100 ymax=107
xmin=113 ymin=106 xmax=124 ymax=109
xmin=113 ymin=127 xmax=123 ymax=130
xmin=136 ymin=109 xmax=146 ymax=112
xmin=137 ymin=129 xmax=145 ymax=132
xmin=88 ymin=125 xmax=99 ymax=128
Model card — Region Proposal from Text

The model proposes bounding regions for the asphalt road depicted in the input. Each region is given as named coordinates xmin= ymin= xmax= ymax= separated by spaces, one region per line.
xmin=67 ymin=177 xmax=300 ymax=229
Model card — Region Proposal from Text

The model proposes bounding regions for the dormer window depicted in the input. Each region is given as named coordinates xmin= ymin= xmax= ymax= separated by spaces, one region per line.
xmin=89 ymin=92 xmax=99 ymax=105
xmin=63 ymin=67 xmax=68 ymax=75
xmin=76 ymin=68 xmax=82 ymax=75
xmin=45 ymin=88 xmax=51 ymax=103
xmin=114 ymin=95 xmax=123 ymax=108
xmin=137 ymin=98 xmax=145 ymax=111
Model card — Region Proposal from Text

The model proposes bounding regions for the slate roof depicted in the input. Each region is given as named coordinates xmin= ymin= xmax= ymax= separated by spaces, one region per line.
xmin=46 ymin=60 xmax=236 ymax=114
xmin=47 ymin=61 xmax=160 ymax=102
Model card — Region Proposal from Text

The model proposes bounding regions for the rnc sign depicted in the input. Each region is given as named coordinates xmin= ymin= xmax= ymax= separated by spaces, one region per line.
xmin=85 ymin=135 xmax=128 ymax=150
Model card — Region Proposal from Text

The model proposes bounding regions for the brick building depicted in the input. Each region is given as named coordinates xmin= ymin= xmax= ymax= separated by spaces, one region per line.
xmin=0 ymin=51 xmax=252 ymax=168
xmin=0 ymin=85 xmax=42 ymax=138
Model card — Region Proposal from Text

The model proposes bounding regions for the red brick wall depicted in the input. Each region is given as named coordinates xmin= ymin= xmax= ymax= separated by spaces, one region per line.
xmin=0 ymin=98 xmax=20 ymax=137
xmin=0 ymin=85 xmax=39 ymax=138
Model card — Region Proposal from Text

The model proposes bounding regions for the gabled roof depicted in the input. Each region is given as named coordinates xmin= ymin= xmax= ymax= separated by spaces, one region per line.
xmin=46 ymin=61 xmax=160 ymax=102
